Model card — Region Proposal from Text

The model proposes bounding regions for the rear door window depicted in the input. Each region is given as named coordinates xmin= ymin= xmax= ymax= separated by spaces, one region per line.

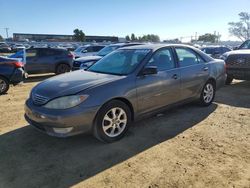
xmin=26 ymin=49 xmax=38 ymax=57
xmin=175 ymin=48 xmax=204 ymax=67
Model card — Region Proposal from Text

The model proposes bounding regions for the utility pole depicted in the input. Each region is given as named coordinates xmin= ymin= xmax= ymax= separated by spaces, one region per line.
xmin=3 ymin=28 xmax=9 ymax=38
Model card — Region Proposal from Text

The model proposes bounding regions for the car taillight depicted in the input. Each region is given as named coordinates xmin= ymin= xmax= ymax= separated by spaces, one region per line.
xmin=68 ymin=53 xmax=74 ymax=58
xmin=12 ymin=62 xmax=23 ymax=68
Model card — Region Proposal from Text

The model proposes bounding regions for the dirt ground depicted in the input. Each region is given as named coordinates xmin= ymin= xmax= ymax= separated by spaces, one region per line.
xmin=0 ymin=75 xmax=249 ymax=188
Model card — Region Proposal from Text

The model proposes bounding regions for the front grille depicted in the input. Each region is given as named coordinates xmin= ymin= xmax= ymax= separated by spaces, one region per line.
xmin=32 ymin=94 xmax=49 ymax=105
xmin=226 ymin=55 xmax=250 ymax=68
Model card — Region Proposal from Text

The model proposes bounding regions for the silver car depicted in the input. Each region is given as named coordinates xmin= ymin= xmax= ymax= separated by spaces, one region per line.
xmin=25 ymin=44 xmax=226 ymax=142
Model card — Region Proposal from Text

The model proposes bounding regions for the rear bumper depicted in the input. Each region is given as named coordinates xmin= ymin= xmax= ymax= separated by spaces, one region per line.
xmin=10 ymin=68 xmax=26 ymax=84
xmin=24 ymin=99 xmax=99 ymax=137
xmin=216 ymin=73 xmax=227 ymax=90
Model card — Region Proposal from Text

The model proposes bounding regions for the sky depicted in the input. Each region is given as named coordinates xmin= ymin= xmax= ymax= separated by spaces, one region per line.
xmin=0 ymin=0 xmax=250 ymax=41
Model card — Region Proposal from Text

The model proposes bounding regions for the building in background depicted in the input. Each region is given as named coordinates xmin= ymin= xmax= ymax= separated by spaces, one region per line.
xmin=13 ymin=33 xmax=119 ymax=42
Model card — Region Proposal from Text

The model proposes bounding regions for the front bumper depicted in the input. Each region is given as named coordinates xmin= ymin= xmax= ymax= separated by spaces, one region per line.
xmin=71 ymin=66 xmax=80 ymax=71
xmin=24 ymin=99 xmax=99 ymax=137
xmin=227 ymin=68 xmax=250 ymax=81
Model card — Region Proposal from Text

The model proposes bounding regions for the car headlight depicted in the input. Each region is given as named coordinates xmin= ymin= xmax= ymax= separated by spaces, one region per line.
xmin=80 ymin=61 xmax=95 ymax=69
xmin=44 ymin=95 xmax=88 ymax=109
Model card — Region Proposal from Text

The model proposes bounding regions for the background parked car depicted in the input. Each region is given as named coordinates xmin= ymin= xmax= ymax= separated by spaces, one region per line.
xmin=11 ymin=44 xmax=26 ymax=52
xmin=73 ymin=44 xmax=105 ymax=59
xmin=235 ymin=39 xmax=250 ymax=50
xmin=0 ymin=43 xmax=12 ymax=53
xmin=23 ymin=48 xmax=74 ymax=74
xmin=25 ymin=44 xmax=226 ymax=142
xmin=221 ymin=49 xmax=250 ymax=84
xmin=201 ymin=46 xmax=231 ymax=59
xmin=72 ymin=43 xmax=143 ymax=71
xmin=0 ymin=56 xmax=26 ymax=94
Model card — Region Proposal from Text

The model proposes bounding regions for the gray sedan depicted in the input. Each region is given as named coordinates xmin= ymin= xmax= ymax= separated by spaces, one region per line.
xmin=25 ymin=44 xmax=226 ymax=142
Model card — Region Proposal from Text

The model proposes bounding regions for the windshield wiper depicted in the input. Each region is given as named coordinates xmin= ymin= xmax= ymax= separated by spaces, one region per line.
xmin=85 ymin=69 xmax=125 ymax=76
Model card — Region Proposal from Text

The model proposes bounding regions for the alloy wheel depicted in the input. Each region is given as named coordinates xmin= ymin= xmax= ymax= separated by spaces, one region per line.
xmin=203 ymin=83 xmax=214 ymax=103
xmin=0 ymin=79 xmax=7 ymax=93
xmin=102 ymin=107 xmax=127 ymax=137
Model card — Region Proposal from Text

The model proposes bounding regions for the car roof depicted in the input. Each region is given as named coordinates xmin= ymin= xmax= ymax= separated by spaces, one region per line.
xmin=120 ymin=43 xmax=198 ymax=51
xmin=201 ymin=46 xmax=229 ymax=49
xmin=108 ymin=42 xmax=143 ymax=47
xmin=121 ymin=43 xmax=214 ymax=62
xmin=28 ymin=47 xmax=67 ymax=51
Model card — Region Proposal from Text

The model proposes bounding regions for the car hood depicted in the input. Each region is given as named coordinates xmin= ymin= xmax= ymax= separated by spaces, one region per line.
xmin=32 ymin=70 xmax=124 ymax=99
xmin=224 ymin=49 xmax=250 ymax=57
xmin=74 ymin=55 xmax=102 ymax=62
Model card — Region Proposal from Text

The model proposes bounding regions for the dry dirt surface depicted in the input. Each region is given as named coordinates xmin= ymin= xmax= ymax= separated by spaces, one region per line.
xmin=0 ymin=76 xmax=249 ymax=188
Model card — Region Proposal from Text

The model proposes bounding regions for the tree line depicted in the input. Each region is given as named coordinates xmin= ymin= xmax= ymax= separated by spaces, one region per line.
xmin=125 ymin=33 xmax=160 ymax=42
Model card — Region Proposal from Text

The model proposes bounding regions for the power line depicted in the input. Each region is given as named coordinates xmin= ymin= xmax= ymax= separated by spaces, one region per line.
xmin=2 ymin=28 xmax=9 ymax=38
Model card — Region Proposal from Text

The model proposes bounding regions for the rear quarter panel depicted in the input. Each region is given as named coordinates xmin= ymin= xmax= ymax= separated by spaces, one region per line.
xmin=208 ymin=59 xmax=226 ymax=90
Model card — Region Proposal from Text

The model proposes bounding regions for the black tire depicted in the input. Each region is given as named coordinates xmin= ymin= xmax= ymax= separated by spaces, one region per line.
xmin=0 ymin=76 xmax=10 ymax=95
xmin=225 ymin=76 xmax=233 ymax=85
xmin=93 ymin=100 xmax=132 ymax=143
xmin=199 ymin=81 xmax=216 ymax=106
xmin=55 ymin=63 xmax=70 ymax=75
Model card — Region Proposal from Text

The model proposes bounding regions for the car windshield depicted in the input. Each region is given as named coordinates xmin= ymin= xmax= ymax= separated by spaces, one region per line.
xmin=202 ymin=48 xmax=216 ymax=54
xmin=74 ymin=46 xmax=86 ymax=52
xmin=239 ymin=40 xmax=250 ymax=49
xmin=97 ymin=45 xmax=120 ymax=56
xmin=88 ymin=49 xmax=151 ymax=75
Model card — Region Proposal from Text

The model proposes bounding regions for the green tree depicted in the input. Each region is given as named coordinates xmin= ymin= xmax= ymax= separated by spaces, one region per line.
xmin=125 ymin=35 xmax=130 ymax=41
xmin=126 ymin=33 xmax=160 ymax=42
xmin=228 ymin=12 xmax=250 ymax=41
xmin=198 ymin=33 xmax=218 ymax=43
xmin=131 ymin=33 xmax=136 ymax=41
xmin=73 ymin=29 xmax=86 ymax=42
xmin=139 ymin=34 xmax=160 ymax=42
xmin=0 ymin=35 xmax=3 ymax=42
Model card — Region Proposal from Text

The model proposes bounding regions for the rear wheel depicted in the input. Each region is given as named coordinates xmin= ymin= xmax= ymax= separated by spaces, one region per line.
xmin=199 ymin=81 xmax=215 ymax=106
xmin=0 ymin=76 xmax=10 ymax=95
xmin=55 ymin=64 xmax=70 ymax=75
xmin=93 ymin=100 xmax=131 ymax=143
xmin=225 ymin=76 xmax=233 ymax=85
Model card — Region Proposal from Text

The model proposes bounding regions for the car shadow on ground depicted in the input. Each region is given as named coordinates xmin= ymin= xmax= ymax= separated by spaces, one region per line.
xmin=24 ymin=74 xmax=55 ymax=83
xmin=215 ymin=81 xmax=250 ymax=108
xmin=0 ymin=103 xmax=217 ymax=188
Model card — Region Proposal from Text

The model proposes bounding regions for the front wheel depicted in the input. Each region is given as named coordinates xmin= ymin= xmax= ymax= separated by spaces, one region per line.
xmin=199 ymin=81 xmax=215 ymax=106
xmin=93 ymin=100 xmax=131 ymax=143
xmin=0 ymin=76 xmax=10 ymax=95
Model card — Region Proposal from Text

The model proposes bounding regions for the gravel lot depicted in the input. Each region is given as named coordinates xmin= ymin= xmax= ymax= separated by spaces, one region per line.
xmin=0 ymin=76 xmax=249 ymax=188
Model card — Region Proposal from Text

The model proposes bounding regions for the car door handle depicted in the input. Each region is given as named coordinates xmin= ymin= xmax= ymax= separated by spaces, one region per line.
xmin=203 ymin=67 xmax=209 ymax=71
xmin=172 ymin=74 xmax=178 ymax=79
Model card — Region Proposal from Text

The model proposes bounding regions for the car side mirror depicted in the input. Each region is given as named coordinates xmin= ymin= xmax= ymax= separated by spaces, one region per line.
xmin=141 ymin=66 xmax=158 ymax=75
xmin=82 ymin=50 xmax=87 ymax=53
xmin=233 ymin=46 xmax=238 ymax=50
